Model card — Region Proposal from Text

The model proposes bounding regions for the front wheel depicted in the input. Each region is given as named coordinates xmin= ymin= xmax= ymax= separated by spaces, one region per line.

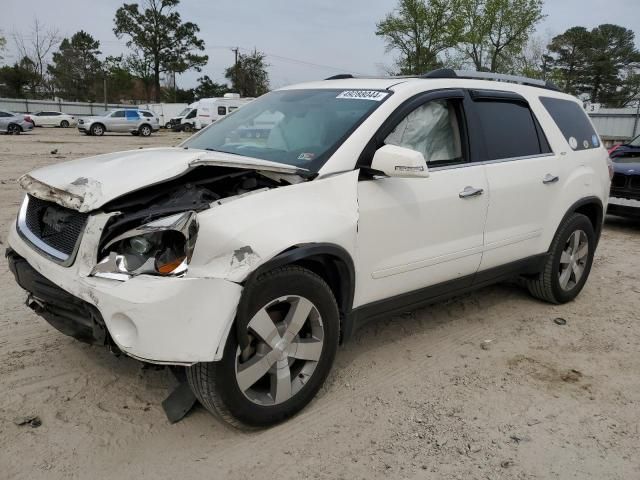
xmin=527 ymin=213 xmax=595 ymax=304
xmin=183 ymin=123 xmax=193 ymax=132
xmin=187 ymin=266 xmax=340 ymax=428
xmin=90 ymin=124 xmax=104 ymax=136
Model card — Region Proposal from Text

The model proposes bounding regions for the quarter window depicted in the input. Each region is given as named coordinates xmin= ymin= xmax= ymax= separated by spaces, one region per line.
xmin=474 ymin=101 xmax=546 ymax=160
xmin=384 ymin=99 xmax=464 ymax=166
xmin=218 ymin=106 xmax=227 ymax=115
xmin=540 ymin=97 xmax=600 ymax=150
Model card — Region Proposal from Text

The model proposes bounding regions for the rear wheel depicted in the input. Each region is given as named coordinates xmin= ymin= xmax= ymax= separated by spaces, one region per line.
xmin=7 ymin=124 xmax=21 ymax=134
xmin=90 ymin=123 xmax=104 ymax=136
xmin=527 ymin=213 xmax=595 ymax=304
xmin=187 ymin=266 xmax=340 ymax=428
xmin=139 ymin=124 xmax=152 ymax=137
xmin=60 ymin=120 xmax=69 ymax=128
xmin=164 ymin=122 xmax=171 ymax=129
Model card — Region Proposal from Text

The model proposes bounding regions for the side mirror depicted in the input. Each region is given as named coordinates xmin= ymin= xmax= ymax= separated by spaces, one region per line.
xmin=371 ymin=145 xmax=429 ymax=178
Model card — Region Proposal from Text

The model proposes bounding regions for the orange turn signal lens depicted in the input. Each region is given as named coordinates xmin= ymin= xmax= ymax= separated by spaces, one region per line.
xmin=156 ymin=256 xmax=186 ymax=274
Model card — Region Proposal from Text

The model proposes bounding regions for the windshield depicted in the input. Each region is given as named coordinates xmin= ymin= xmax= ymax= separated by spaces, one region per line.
xmin=182 ymin=89 xmax=389 ymax=172
xmin=178 ymin=107 xmax=191 ymax=116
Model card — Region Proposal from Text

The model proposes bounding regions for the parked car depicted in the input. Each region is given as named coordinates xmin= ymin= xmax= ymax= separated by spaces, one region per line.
xmin=77 ymin=109 xmax=159 ymax=136
xmin=0 ymin=110 xmax=34 ymax=134
xmin=137 ymin=109 xmax=161 ymax=133
xmin=6 ymin=70 xmax=610 ymax=428
xmin=608 ymin=134 xmax=640 ymax=217
xmin=31 ymin=111 xmax=77 ymax=128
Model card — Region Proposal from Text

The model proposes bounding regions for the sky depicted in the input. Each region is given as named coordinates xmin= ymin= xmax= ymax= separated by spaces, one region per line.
xmin=2 ymin=0 xmax=640 ymax=91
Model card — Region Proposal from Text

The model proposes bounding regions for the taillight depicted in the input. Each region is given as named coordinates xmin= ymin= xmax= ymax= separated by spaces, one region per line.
xmin=608 ymin=144 xmax=621 ymax=155
xmin=607 ymin=157 xmax=614 ymax=180
xmin=24 ymin=115 xmax=31 ymax=122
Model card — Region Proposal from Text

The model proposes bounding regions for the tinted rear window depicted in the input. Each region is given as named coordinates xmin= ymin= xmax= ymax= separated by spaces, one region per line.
xmin=539 ymin=97 xmax=600 ymax=151
xmin=474 ymin=101 xmax=545 ymax=160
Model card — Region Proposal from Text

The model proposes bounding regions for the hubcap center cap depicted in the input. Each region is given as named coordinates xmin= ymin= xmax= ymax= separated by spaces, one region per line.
xmin=274 ymin=338 xmax=289 ymax=361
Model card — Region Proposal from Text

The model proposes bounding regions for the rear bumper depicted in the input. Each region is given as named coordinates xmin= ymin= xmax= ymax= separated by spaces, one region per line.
xmin=7 ymin=219 xmax=243 ymax=365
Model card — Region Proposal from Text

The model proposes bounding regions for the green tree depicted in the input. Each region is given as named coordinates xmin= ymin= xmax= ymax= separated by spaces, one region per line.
xmin=585 ymin=24 xmax=640 ymax=105
xmin=194 ymin=75 xmax=231 ymax=99
xmin=458 ymin=0 xmax=545 ymax=72
xmin=123 ymin=50 xmax=155 ymax=101
xmin=225 ymin=50 xmax=269 ymax=97
xmin=546 ymin=24 xmax=640 ymax=106
xmin=48 ymin=31 xmax=102 ymax=101
xmin=114 ymin=0 xmax=208 ymax=102
xmin=376 ymin=0 xmax=464 ymax=75
xmin=103 ymin=55 xmax=136 ymax=102
xmin=0 ymin=58 xmax=40 ymax=97
xmin=0 ymin=32 xmax=6 ymax=62
xmin=546 ymin=27 xmax=591 ymax=95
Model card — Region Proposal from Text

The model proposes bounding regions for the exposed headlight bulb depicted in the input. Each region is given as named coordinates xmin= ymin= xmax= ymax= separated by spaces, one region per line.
xmin=129 ymin=236 xmax=152 ymax=254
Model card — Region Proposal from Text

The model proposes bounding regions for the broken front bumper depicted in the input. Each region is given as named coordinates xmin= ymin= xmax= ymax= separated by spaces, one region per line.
xmin=7 ymin=220 xmax=243 ymax=365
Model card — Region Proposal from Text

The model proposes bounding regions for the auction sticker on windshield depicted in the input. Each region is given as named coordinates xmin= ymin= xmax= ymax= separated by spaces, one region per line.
xmin=336 ymin=90 xmax=389 ymax=101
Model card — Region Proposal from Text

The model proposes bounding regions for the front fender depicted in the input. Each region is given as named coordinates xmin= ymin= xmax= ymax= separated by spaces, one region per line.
xmin=188 ymin=170 xmax=360 ymax=283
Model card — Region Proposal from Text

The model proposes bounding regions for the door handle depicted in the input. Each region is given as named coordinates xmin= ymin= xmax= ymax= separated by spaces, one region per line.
xmin=459 ymin=186 xmax=484 ymax=198
xmin=543 ymin=174 xmax=559 ymax=184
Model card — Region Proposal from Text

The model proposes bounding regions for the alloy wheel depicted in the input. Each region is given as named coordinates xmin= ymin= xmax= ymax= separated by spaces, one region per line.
xmin=235 ymin=295 xmax=324 ymax=406
xmin=558 ymin=229 xmax=589 ymax=291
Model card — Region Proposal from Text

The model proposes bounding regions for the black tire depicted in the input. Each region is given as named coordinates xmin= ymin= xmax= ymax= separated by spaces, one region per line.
xmin=164 ymin=122 xmax=171 ymax=129
xmin=183 ymin=123 xmax=193 ymax=132
xmin=90 ymin=123 xmax=104 ymax=136
xmin=7 ymin=123 xmax=21 ymax=135
xmin=139 ymin=124 xmax=152 ymax=137
xmin=526 ymin=213 xmax=595 ymax=304
xmin=187 ymin=266 xmax=340 ymax=428
xmin=60 ymin=120 xmax=69 ymax=128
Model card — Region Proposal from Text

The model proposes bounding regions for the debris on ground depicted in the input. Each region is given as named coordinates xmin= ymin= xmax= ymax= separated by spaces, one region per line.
xmin=50 ymin=149 xmax=58 ymax=155
xmin=13 ymin=415 xmax=42 ymax=428
xmin=480 ymin=339 xmax=493 ymax=350
xmin=553 ymin=317 xmax=567 ymax=326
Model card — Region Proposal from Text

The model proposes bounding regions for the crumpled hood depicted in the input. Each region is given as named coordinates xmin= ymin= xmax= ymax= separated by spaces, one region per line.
xmin=19 ymin=147 xmax=305 ymax=212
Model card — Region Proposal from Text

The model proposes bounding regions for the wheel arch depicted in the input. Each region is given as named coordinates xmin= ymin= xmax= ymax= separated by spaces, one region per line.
xmin=241 ymin=243 xmax=356 ymax=345
xmin=554 ymin=196 xmax=604 ymax=250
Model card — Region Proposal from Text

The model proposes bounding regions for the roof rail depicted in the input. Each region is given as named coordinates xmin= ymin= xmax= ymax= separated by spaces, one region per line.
xmin=421 ymin=69 xmax=560 ymax=91
xmin=325 ymin=74 xmax=355 ymax=80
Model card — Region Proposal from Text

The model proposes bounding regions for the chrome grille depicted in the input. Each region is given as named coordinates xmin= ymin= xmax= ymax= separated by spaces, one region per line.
xmin=18 ymin=195 xmax=88 ymax=262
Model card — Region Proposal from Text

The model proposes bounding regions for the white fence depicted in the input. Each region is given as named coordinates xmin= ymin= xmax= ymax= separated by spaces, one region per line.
xmin=0 ymin=97 xmax=134 ymax=116
xmin=0 ymin=98 xmax=189 ymax=126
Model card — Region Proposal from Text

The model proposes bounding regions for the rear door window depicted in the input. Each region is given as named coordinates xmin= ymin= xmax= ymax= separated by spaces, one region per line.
xmin=539 ymin=97 xmax=600 ymax=150
xmin=473 ymin=100 xmax=547 ymax=160
xmin=218 ymin=106 xmax=227 ymax=115
xmin=126 ymin=110 xmax=140 ymax=120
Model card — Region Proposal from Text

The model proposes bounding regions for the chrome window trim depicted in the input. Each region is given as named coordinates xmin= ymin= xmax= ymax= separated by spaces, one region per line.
xmin=429 ymin=153 xmax=555 ymax=172
xmin=16 ymin=195 xmax=85 ymax=267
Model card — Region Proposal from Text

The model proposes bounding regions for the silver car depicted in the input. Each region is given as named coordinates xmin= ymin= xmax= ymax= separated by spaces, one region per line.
xmin=77 ymin=109 xmax=160 ymax=137
xmin=0 ymin=110 xmax=35 ymax=134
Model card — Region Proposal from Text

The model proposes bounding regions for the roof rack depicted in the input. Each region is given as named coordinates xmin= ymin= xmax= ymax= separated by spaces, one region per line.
xmin=422 ymin=68 xmax=561 ymax=91
xmin=324 ymin=69 xmax=561 ymax=92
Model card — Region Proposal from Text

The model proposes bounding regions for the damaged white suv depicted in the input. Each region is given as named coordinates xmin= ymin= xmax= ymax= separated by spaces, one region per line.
xmin=7 ymin=70 xmax=610 ymax=427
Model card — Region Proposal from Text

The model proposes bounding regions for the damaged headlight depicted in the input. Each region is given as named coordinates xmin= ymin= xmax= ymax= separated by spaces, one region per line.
xmin=91 ymin=211 xmax=198 ymax=281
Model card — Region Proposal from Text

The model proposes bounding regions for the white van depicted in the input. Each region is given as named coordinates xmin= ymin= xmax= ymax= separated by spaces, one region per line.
xmin=181 ymin=94 xmax=253 ymax=131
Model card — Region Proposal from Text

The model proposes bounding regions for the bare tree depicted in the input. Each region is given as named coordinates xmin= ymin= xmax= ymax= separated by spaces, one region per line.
xmin=12 ymin=18 xmax=60 ymax=95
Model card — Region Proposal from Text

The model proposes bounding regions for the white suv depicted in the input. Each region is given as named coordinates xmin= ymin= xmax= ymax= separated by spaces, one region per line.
xmin=6 ymin=70 xmax=610 ymax=427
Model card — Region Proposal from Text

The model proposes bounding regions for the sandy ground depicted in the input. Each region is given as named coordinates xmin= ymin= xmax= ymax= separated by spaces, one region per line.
xmin=0 ymin=128 xmax=639 ymax=480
